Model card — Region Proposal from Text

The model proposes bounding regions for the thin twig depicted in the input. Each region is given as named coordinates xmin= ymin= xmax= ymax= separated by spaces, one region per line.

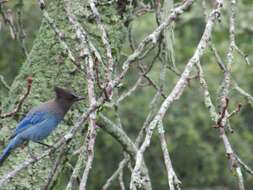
xmin=236 ymin=155 xmax=253 ymax=176
xmin=16 ymin=1 xmax=28 ymax=57
xmin=233 ymin=83 xmax=253 ymax=105
xmin=43 ymin=145 xmax=68 ymax=190
xmin=0 ymin=5 xmax=17 ymax=39
xmin=0 ymin=75 xmax=10 ymax=91
xmin=99 ymin=114 xmax=152 ymax=190
xmin=227 ymin=103 xmax=242 ymax=119
xmin=89 ymin=0 xmax=114 ymax=94
xmin=102 ymin=158 xmax=129 ymax=190
xmin=65 ymin=139 xmax=87 ymax=190
xmin=117 ymin=77 xmax=143 ymax=104
xmin=0 ymin=76 xmax=32 ymax=118
xmin=113 ymin=0 xmax=195 ymax=90
xmin=41 ymin=10 xmax=83 ymax=72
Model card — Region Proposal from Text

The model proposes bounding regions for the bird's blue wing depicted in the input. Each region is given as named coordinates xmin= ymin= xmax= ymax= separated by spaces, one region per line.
xmin=21 ymin=115 xmax=61 ymax=141
xmin=10 ymin=111 xmax=47 ymax=139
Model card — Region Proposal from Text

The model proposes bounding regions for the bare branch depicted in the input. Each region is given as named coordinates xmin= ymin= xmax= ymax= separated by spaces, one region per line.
xmin=113 ymin=0 xmax=194 ymax=89
xmin=130 ymin=3 xmax=222 ymax=188
xmin=89 ymin=0 xmax=114 ymax=93
xmin=117 ymin=77 xmax=143 ymax=104
xmin=118 ymin=164 xmax=126 ymax=190
xmin=103 ymin=158 xmax=129 ymax=190
xmin=236 ymin=155 xmax=253 ymax=176
xmin=217 ymin=0 xmax=245 ymax=187
xmin=79 ymin=41 xmax=98 ymax=190
xmin=197 ymin=58 xmax=245 ymax=190
xmin=65 ymin=141 xmax=86 ymax=190
xmin=158 ymin=121 xmax=181 ymax=190
xmin=99 ymin=114 xmax=152 ymax=190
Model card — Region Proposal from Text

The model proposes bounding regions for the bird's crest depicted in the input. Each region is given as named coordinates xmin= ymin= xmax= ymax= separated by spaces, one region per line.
xmin=54 ymin=86 xmax=84 ymax=101
xmin=54 ymin=86 xmax=75 ymax=99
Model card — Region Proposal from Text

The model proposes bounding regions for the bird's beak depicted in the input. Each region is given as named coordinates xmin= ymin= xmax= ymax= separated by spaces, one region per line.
xmin=76 ymin=96 xmax=85 ymax=101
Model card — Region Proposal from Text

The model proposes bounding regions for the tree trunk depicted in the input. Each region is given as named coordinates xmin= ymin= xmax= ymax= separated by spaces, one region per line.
xmin=0 ymin=0 xmax=126 ymax=189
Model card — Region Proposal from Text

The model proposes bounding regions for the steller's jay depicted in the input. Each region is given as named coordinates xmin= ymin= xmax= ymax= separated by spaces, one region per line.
xmin=0 ymin=86 xmax=84 ymax=165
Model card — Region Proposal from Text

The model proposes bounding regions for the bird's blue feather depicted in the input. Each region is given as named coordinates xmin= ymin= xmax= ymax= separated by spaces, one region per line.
xmin=10 ymin=111 xmax=47 ymax=139
xmin=20 ymin=113 xmax=61 ymax=141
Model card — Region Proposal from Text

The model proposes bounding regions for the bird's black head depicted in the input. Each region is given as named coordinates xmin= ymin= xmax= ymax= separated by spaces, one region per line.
xmin=54 ymin=86 xmax=85 ymax=102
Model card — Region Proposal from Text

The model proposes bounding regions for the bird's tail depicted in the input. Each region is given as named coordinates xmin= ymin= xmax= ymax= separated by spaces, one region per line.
xmin=0 ymin=136 xmax=23 ymax=166
xmin=0 ymin=144 xmax=12 ymax=165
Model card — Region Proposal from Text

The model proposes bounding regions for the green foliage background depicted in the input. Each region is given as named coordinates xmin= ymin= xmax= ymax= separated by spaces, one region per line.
xmin=0 ymin=0 xmax=253 ymax=189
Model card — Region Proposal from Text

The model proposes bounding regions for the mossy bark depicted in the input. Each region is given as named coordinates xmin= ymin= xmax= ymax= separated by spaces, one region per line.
xmin=0 ymin=0 xmax=126 ymax=189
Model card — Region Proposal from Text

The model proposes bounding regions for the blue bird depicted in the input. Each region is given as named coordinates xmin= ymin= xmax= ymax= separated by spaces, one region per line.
xmin=0 ymin=86 xmax=84 ymax=165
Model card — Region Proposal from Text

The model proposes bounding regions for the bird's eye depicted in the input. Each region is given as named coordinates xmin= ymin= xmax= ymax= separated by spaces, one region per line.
xmin=71 ymin=94 xmax=77 ymax=99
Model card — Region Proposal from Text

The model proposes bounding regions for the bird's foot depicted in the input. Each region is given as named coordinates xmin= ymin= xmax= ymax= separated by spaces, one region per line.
xmin=36 ymin=141 xmax=55 ymax=149
xmin=20 ymin=144 xmax=27 ymax=149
